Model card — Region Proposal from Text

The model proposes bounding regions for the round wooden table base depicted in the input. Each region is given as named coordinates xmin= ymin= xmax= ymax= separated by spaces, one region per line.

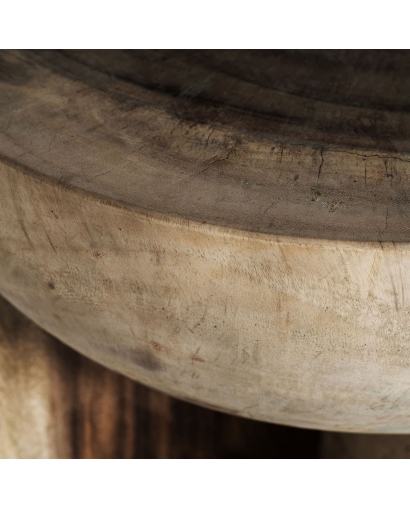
xmin=1 ymin=294 xmax=409 ymax=459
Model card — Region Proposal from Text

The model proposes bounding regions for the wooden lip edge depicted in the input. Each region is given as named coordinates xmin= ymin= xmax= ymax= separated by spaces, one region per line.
xmin=1 ymin=151 xmax=410 ymax=253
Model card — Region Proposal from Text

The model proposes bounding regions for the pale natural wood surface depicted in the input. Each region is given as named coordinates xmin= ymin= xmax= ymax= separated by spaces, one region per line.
xmin=2 ymin=159 xmax=410 ymax=432
xmin=0 ymin=295 xmax=322 ymax=459
xmin=3 ymin=294 xmax=410 ymax=459
xmin=2 ymin=51 xmax=410 ymax=432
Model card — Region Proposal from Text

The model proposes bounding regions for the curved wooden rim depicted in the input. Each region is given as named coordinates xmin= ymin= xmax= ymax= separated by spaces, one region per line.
xmin=2 ymin=50 xmax=410 ymax=243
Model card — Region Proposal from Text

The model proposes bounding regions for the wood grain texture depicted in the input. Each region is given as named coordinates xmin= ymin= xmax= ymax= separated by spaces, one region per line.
xmin=2 ymin=51 xmax=410 ymax=432
xmin=1 ymin=50 xmax=410 ymax=242
xmin=0 ymin=295 xmax=322 ymax=459
xmin=3 ymin=293 xmax=410 ymax=459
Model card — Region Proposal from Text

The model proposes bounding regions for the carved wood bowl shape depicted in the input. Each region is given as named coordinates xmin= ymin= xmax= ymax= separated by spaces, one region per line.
xmin=2 ymin=50 xmax=410 ymax=432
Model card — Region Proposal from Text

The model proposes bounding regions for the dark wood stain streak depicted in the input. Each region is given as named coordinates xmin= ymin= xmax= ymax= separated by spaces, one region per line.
xmin=14 ymin=49 xmax=410 ymax=150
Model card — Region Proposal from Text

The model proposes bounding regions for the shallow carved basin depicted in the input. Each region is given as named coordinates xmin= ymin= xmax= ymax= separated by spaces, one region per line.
xmin=1 ymin=50 xmax=410 ymax=432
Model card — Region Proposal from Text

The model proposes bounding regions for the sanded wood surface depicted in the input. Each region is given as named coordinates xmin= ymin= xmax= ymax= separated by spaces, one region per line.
xmin=0 ymin=295 xmax=322 ymax=459
xmin=1 ymin=50 xmax=410 ymax=242
xmin=2 ymin=51 xmax=410 ymax=432
xmin=3 ymin=294 xmax=410 ymax=459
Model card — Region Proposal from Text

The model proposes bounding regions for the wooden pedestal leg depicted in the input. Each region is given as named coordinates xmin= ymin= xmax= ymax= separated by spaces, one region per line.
xmin=0 ymin=295 xmax=322 ymax=459
xmin=0 ymin=296 xmax=73 ymax=458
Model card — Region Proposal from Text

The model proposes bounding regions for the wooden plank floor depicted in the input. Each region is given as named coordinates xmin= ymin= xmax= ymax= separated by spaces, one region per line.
xmin=1 ymin=294 xmax=410 ymax=459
